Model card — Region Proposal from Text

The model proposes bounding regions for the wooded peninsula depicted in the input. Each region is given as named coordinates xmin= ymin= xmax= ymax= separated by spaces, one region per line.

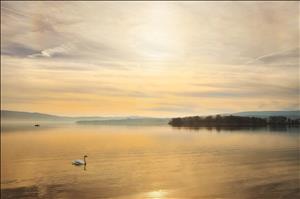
xmin=168 ymin=115 xmax=300 ymax=127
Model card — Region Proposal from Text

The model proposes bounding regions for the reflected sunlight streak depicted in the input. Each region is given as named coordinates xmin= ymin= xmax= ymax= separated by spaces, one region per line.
xmin=146 ymin=190 xmax=168 ymax=199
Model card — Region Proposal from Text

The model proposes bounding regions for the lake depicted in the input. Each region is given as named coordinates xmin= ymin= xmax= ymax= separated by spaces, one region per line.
xmin=1 ymin=124 xmax=299 ymax=199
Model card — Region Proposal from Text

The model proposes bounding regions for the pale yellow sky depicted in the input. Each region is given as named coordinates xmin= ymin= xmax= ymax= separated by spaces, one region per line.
xmin=1 ymin=1 xmax=299 ymax=116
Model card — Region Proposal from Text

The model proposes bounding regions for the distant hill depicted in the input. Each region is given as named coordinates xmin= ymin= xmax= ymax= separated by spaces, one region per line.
xmin=1 ymin=110 xmax=70 ymax=122
xmin=0 ymin=110 xmax=118 ymax=122
xmin=1 ymin=110 xmax=169 ymax=124
xmin=76 ymin=118 xmax=170 ymax=126
xmin=231 ymin=111 xmax=300 ymax=119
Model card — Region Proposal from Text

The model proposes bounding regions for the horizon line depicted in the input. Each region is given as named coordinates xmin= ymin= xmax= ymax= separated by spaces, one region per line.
xmin=2 ymin=109 xmax=300 ymax=119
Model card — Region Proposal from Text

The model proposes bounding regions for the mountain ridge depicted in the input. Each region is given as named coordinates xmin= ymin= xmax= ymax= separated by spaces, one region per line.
xmin=1 ymin=110 xmax=299 ymax=123
xmin=0 ymin=110 xmax=169 ymax=122
xmin=231 ymin=110 xmax=300 ymax=119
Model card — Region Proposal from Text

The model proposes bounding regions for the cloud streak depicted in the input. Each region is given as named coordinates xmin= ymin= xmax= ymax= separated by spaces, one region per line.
xmin=246 ymin=48 xmax=299 ymax=66
xmin=28 ymin=43 xmax=75 ymax=58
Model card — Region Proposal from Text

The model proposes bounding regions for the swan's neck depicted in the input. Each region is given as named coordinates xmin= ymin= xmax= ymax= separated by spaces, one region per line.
xmin=84 ymin=157 xmax=87 ymax=165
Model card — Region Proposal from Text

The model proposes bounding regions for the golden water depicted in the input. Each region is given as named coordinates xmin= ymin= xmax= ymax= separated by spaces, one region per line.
xmin=1 ymin=124 xmax=299 ymax=198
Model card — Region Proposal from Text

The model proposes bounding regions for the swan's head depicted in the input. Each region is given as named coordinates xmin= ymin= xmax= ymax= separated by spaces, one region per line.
xmin=84 ymin=155 xmax=88 ymax=158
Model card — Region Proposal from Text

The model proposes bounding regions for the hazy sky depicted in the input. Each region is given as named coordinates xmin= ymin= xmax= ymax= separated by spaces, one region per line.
xmin=1 ymin=1 xmax=299 ymax=116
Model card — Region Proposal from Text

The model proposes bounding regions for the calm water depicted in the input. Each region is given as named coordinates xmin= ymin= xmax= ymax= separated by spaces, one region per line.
xmin=1 ymin=124 xmax=299 ymax=199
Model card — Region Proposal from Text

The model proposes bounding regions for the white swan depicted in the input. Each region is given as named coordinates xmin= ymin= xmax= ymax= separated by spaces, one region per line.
xmin=72 ymin=155 xmax=88 ymax=165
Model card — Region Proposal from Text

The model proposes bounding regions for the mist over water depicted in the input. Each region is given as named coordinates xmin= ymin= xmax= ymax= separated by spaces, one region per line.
xmin=1 ymin=124 xmax=299 ymax=199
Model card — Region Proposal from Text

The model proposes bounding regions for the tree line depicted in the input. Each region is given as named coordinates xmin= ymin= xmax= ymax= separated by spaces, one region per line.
xmin=168 ymin=115 xmax=300 ymax=127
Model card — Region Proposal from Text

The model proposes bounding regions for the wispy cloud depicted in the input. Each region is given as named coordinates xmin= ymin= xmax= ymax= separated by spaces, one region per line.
xmin=173 ymin=88 xmax=298 ymax=99
xmin=246 ymin=47 xmax=299 ymax=66
xmin=28 ymin=43 xmax=75 ymax=58
xmin=1 ymin=42 xmax=40 ymax=57
xmin=143 ymin=103 xmax=198 ymax=114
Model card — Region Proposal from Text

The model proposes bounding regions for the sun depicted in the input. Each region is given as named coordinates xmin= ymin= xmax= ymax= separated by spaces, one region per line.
xmin=134 ymin=3 xmax=184 ymax=61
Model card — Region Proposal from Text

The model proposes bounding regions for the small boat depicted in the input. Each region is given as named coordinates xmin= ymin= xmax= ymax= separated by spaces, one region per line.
xmin=34 ymin=124 xmax=40 ymax=127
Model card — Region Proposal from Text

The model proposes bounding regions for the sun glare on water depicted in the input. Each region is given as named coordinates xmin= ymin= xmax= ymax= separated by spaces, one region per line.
xmin=146 ymin=190 xmax=168 ymax=199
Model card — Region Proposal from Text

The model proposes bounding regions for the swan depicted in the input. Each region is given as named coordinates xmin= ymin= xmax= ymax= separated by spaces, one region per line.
xmin=72 ymin=155 xmax=88 ymax=166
